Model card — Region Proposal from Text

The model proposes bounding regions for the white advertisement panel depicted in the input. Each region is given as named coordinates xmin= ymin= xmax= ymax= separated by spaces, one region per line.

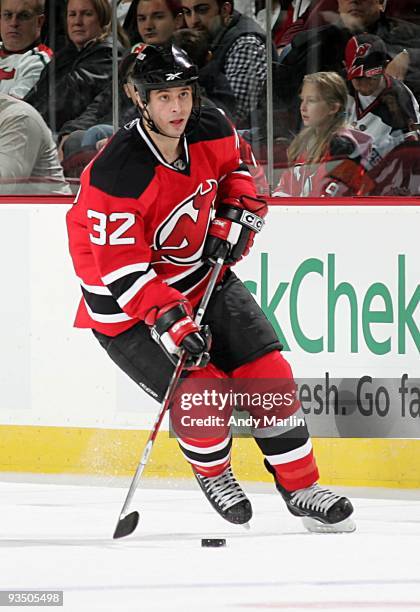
xmin=0 ymin=204 xmax=418 ymax=430
xmin=237 ymin=206 xmax=419 ymax=378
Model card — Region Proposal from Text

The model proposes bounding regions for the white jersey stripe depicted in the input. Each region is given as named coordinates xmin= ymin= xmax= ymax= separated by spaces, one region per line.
xmin=264 ymin=439 xmax=312 ymax=465
xmin=232 ymin=170 xmax=252 ymax=177
xmin=117 ymin=269 xmax=157 ymax=308
xmin=79 ymin=279 xmax=112 ymax=295
xmin=179 ymin=453 xmax=231 ymax=468
xmin=102 ymin=262 xmax=150 ymax=285
xmin=84 ymin=300 xmax=132 ymax=323
xmin=162 ymin=262 xmax=203 ymax=285
xmin=178 ymin=436 xmax=231 ymax=455
xmin=182 ymin=268 xmax=212 ymax=295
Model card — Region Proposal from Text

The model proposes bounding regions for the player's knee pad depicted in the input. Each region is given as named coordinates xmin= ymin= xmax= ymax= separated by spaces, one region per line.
xmin=231 ymin=350 xmax=294 ymax=380
xmin=230 ymin=351 xmax=299 ymax=420
xmin=170 ymin=362 xmax=231 ymax=441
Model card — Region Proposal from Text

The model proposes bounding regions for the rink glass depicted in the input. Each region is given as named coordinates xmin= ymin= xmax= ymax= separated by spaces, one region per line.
xmin=1 ymin=0 xmax=419 ymax=196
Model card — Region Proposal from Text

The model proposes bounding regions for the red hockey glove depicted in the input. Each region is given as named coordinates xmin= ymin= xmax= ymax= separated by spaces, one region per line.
xmin=145 ymin=301 xmax=211 ymax=370
xmin=203 ymin=195 xmax=268 ymax=265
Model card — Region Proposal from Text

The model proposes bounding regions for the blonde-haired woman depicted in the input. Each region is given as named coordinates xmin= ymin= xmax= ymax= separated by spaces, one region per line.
xmin=274 ymin=71 xmax=372 ymax=198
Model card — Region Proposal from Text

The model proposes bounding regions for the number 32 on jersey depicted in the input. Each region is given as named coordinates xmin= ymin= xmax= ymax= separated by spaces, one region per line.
xmin=87 ymin=210 xmax=136 ymax=246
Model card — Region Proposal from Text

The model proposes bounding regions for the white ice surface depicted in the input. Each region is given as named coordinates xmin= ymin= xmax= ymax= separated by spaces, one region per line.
xmin=1 ymin=477 xmax=420 ymax=611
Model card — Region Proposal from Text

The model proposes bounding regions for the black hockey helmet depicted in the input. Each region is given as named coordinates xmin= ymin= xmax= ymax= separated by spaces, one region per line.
xmin=130 ymin=43 xmax=199 ymax=103
xmin=345 ymin=34 xmax=387 ymax=80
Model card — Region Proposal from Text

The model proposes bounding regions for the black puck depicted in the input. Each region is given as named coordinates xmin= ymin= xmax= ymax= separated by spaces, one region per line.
xmin=201 ymin=538 xmax=226 ymax=547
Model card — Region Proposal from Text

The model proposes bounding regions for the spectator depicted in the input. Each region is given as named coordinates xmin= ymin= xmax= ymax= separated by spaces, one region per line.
xmin=273 ymin=71 xmax=373 ymax=197
xmin=181 ymin=0 xmax=273 ymax=126
xmin=24 ymin=0 xmax=126 ymax=134
xmin=274 ymin=0 xmax=339 ymax=48
xmin=276 ymin=0 xmax=420 ymax=131
xmin=123 ymin=0 xmax=183 ymax=46
xmin=172 ymin=28 xmax=236 ymax=118
xmin=345 ymin=33 xmax=420 ymax=168
xmin=59 ymin=48 xmax=142 ymax=165
xmin=0 ymin=0 xmax=52 ymax=98
xmin=0 ymin=92 xmax=70 ymax=194
xmin=135 ymin=0 xmax=183 ymax=43
xmin=171 ymin=30 xmax=267 ymax=195
xmin=256 ymin=0 xmax=334 ymax=50
xmin=58 ymin=0 xmax=182 ymax=156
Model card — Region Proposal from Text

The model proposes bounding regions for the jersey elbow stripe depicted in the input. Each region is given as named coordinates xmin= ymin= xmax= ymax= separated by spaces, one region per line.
xmin=83 ymin=265 xmax=156 ymax=317
xmin=79 ymin=279 xmax=112 ymax=295
xmin=219 ymin=165 xmax=251 ymax=182
xmin=84 ymin=300 xmax=132 ymax=323
xmin=116 ymin=268 xmax=157 ymax=308
xmin=165 ymin=263 xmax=210 ymax=294
xmin=102 ymin=262 xmax=150 ymax=285
xmin=81 ymin=286 xmax=129 ymax=317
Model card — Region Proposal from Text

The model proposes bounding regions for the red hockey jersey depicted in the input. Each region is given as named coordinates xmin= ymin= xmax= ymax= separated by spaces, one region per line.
xmin=273 ymin=128 xmax=373 ymax=198
xmin=66 ymin=107 xmax=257 ymax=336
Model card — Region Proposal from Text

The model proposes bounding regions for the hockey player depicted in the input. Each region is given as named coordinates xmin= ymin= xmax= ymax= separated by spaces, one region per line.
xmin=345 ymin=33 xmax=420 ymax=169
xmin=66 ymin=43 xmax=355 ymax=533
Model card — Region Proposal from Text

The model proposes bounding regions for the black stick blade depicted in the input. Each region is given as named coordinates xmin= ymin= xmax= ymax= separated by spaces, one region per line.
xmin=113 ymin=511 xmax=140 ymax=539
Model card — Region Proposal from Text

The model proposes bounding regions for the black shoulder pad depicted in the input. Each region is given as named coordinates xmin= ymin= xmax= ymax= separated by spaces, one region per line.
xmin=90 ymin=124 xmax=157 ymax=198
xmin=188 ymin=107 xmax=233 ymax=144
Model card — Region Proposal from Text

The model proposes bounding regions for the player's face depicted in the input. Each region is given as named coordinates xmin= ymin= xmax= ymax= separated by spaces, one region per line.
xmin=67 ymin=0 xmax=103 ymax=49
xmin=300 ymin=82 xmax=339 ymax=129
xmin=137 ymin=0 xmax=180 ymax=44
xmin=0 ymin=0 xmax=44 ymax=52
xmin=147 ymin=86 xmax=193 ymax=138
xmin=181 ymin=0 xmax=222 ymax=36
xmin=352 ymin=74 xmax=383 ymax=96
xmin=338 ymin=0 xmax=383 ymax=29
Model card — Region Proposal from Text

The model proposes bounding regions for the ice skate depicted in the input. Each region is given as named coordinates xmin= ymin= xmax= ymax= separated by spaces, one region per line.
xmin=193 ymin=466 xmax=253 ymax=525
xmin=264 ymin=459 xmax=355 ymax=533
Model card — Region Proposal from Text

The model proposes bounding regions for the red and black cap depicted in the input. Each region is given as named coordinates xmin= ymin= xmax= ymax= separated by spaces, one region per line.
xmin=345 ymin=34 xmax=387 ymax=80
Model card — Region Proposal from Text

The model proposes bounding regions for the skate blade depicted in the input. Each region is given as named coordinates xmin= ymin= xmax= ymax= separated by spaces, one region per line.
xmin=242 ymin=522 xmax=251 ymax=531
xmin=302 ymin=516 xmax=356 ymax=534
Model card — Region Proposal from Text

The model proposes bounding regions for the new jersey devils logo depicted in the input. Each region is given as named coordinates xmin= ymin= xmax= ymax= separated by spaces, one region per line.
xmin=154 ymin=179 xmax=217 ymax=264
xmin=346 ymin=39 xmax=373 ymax=79
xmin=354 ymin=43 xmax=371 ymax=60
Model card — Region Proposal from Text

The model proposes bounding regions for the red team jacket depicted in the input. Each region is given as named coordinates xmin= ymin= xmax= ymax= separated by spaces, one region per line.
xmin=66 ymin=108 xmax=257 ymax=336
xmin=273 ymin=128 xmax=373 ymax=197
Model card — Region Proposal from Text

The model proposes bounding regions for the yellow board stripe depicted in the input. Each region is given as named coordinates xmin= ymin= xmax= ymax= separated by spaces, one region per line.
xmin=1 ymin=425 xmax=420 ymax=488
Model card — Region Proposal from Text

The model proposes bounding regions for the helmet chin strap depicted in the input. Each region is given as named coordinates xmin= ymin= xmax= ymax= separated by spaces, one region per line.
xmin=136 ymin=88 xmax=201 ymax=140
xmin=140 ymin=104 xmax=182 ymax=140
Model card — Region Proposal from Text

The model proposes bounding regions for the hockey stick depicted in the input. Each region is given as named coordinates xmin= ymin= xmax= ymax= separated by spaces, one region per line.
xmin=113 ymin=253 xmax=226 ymax=539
